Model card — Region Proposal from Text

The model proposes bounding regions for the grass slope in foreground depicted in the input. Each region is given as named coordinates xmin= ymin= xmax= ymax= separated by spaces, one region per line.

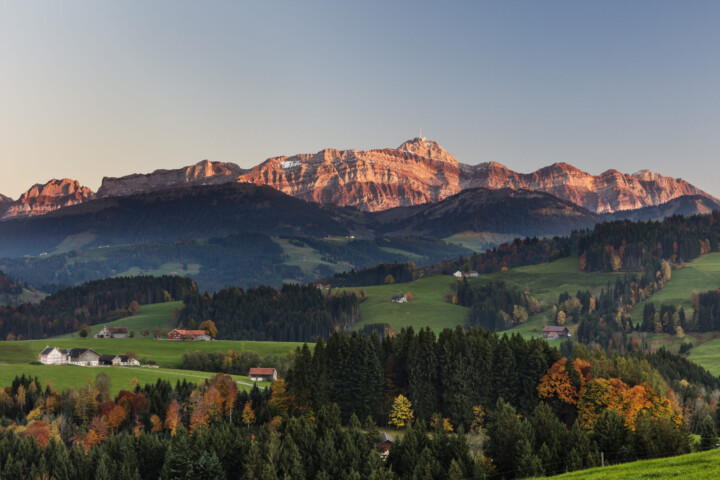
xmin=0 ymin=364 xmax=270 ymax=396
xmin=550 ymin=448 xmax=720 ymax=479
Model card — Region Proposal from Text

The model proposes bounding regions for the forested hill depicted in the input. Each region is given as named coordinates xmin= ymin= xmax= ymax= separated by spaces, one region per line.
xmin=0 ymin=275 xmax=195 ymax=340
xmin=179 ymin=284 xmax=361 ymax=342
xmin=579 ymin=211 xmax=720 ymax=271
xmin=0 ymin=183 xmax=355 ymax=258
xmin=329 ymin=211 xmax=720 ymax=287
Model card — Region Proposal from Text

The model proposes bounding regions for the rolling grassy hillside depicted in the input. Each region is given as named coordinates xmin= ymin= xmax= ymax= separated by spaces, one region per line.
xmin=629 ymin=253 xmax=720 ymax=324
xmin=0 ymin=300 xmax=300 ymax=393
xmin=55 ymin=301 xmax=181 ymax=339
xmin=0 ymin=364 xmax=270 ymax=396
xmin=0 ymin=338 xmax=301 ymax=368
xmin=688 ymin=338 xmax=720 ymax=376
xmin=550 ymin=448 xmax=720 ymax=479
xmin=347 ymin=254 xmax=720 ymax=376
xmin=349 ymin=275 xmax=469 ymax=334
xmin=349 ymin=256 xmax=623 ymax=336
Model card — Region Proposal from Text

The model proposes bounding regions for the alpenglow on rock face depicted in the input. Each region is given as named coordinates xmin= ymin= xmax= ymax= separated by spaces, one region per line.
xmin=96 ymin=160 xmax=246 ymax=198
xmin=239 ymin=138 xmax=715 ymax=213
xmin=1 ymin=139 xmax=716 ymax=219
xmin=1 ymin=179 xmax=94 ymax=219
xmin=237 ymin=138 xmax=464 ymax=211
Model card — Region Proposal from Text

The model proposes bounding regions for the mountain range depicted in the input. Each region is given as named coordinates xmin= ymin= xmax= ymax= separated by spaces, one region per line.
xmin=2 ymin=138 xmax=717 ymax=221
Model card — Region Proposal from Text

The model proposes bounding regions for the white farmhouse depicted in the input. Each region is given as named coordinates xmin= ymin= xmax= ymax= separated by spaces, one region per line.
xmin=39 ymin=347 xmax=68 ymax=365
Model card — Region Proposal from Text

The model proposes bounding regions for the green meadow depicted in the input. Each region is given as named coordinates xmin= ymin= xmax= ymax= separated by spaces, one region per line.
xmin=688 ymin=336 xmax=720 ymax=376
xmin=0 ymin=364 xmax=270 ymax=395
xmin=550 ymin=448 xmax=720 ymax=479
xmin=0 ymin=338 xmax=302 ymax=369
xmin=347 ymin=275 xmax=469 ymax=334
xmin=348 ymin=256 xmax=624 ymax=336
xmin=629 ymin=252 xmax=720 ymax=325
xmin=56 ymin=301 xmax=182 ymax=339
xmin=0 ymin=300 xmax=301 ymax=393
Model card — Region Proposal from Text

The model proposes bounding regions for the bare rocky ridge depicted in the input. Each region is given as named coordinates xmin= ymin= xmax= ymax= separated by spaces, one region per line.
xmin=240 ymin=138 xmax=717 ymax=213
xmin=237 ymin=138 xmax=463 ymax=211
xmin=462 ymin=162 xmax=713 ymax=214
xmin=97 ymin=160 xmax=246 ymax=198
xmin=1 ymin=139 xmax=716 ymax=220
xmin=1 ymin=179 xmax=94 ymax=219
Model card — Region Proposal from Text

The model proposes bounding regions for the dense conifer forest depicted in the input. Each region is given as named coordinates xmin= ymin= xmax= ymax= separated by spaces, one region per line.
xmin=178 ymin=284 xmax=362 ymax=342
xmin=1 ymin=329 xmax=717 ymax=479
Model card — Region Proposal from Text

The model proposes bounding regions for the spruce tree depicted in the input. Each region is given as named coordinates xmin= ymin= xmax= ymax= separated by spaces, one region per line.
xmin=700 ymin=416 xmax=718 ymax=451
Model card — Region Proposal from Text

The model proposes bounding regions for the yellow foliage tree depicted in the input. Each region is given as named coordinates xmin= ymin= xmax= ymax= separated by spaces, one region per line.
xmin=389 ymin=394 xmax=414 ymax=428
xmin=270 ymin=378 xmax=290 ymax=417
xmin=242 ymin=401 xmax=255 ymax=427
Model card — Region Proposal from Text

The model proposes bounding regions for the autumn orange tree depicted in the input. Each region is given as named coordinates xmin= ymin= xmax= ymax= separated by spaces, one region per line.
xmin=242 ymin=401 xmax=255 ymax=427
xmin=199 ymin=319 xmax=218 ymax=338
xmin=269 ymin=378 xmax=290 ymax=417
xmin=164 ymin=400 xmax=182 ymax=436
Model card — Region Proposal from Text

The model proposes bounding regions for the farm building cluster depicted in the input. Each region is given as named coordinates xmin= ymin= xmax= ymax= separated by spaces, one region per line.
xmin=94 ymin=327 xmax=128 ymax=339
xmin=39 ymin=347 xmax=140 ymax=367
xmin=453 ymin=270 xmax=479 ymax=278
xmin=166 ymin=329 xmax=211 ymax=341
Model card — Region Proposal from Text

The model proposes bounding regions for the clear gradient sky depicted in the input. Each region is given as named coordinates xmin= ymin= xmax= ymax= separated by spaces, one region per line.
xmin=1 ymin=1 xmax=718 ymax=199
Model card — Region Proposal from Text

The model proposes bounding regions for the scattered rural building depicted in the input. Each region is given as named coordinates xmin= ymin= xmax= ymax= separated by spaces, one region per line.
xmin=391 ymin=295 xmax=408 ymax=303
xmin=39 ymin=347 xmax=69 ymax=365
xmin=248 ymin=368 xmax=278 ymax=382
xmin=39 ymin=347 xmax=139 ymax=367
xmin=67 ymin=348 xmax=101 ymax=366
xmin=542 ymin=326 xmax=570 ymax=339
xmin=452 ymin=270 xmax=479 ymax=278
xmin=166 ymin=329 xmax=211 ymax=341
xmin=98 ymin=354 xmax=140 ymax=367
xmin=377 ymin=432 xmax=395 ymax=459
xmin=94 ymin=327 xmax=129 ymax=339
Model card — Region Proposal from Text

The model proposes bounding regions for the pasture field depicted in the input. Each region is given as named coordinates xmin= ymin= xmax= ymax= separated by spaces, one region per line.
xmin=629 ymin=252 xmax=720 ymax=324
xmin=473 ymin=256 xmax=624 ymax=338
xmin=443 ymin=231 xmax=520 ymax=254
xmin=115 ymin=262 xmax=201 ymax=278
xmin=0 ymin=338 xmax=302 ymax=368
xmin=0 ymin=364 xmax=271 ymax=395
xmin=688 ymin=336 xmax=720 ymax=376
xmin=347 ymin=257 xmax=624 ymax=335
xmin=471 ymin=256 xmax=624 ymax=305
xmin=274 ymin=237 xmax=348 ymax=276
xmin=55 ymin=301 xmax=182 ymax=339
xmin=348 ymin=275 xmax=469 ymax=334
xmin=550 ymin=448 xmax=720 ymax=479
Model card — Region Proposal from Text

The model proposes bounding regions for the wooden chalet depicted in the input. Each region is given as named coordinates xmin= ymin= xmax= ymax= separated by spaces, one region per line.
xmin=167 ymin=329 xmax=211 ymax=341
xmin=248 ymin=368 xmax=278 ymax=382
xmin=542 ymin=326 xmax=570 ymax=339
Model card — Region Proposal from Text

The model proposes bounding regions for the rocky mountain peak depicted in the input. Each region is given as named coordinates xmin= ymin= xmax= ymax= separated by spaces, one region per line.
xmin=397 ymin=138 xmax=458 ymax=164
xmin=1 ymin=179 xmax=94 ymax=219
xmin=97 ymin=160 xmax=245 ymax=198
